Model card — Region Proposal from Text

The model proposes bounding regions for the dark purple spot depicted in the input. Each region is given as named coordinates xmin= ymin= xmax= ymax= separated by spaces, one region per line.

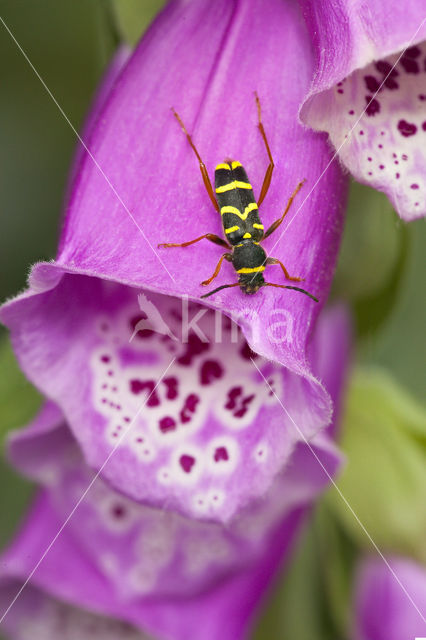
xmin=159 ymin=416 xmax=177 ymax=433
xmin=394 ymin=161 xmax=399 ymax=165
xmin=348 ymin=109 xmax=355 ymax=115
xmin=101 ymin=355 xmax=110 ymax=363
xmin=422 ymin=122 xmax=426 ymax=131
xmin=337 ymin=81 xmax=343 ymax=86
xmin=398 ymin=120 xmax=417 ymax=137
xmin=402 ymin=154 xmax=408 ymax=161
xmin=368 ymin=157 xmax=372 ymax=162
xmin=337 ymin=89 xmax=343 ymax=94
xmin=364 ymin=75 xmax=381 ymax=92
xmin=368 ymin=172 xmax=373 ymax=176
xmin=101 ymin=398 xmax=107 ymax=404
xmin=359 ymin=130 xmax=364 ymax=136
xmin=180 ymin=393 xmax=200 ymax=423
xmin=177 ymin=333 xmax=209 ymax=366
xmin=200 ymin=359 xmax=224 ymax=385
xmin=379 ymin=165 xmax=385 ymax=170
xmin=112 ymin=504 xmax=126 ymax=519
xmin=375 ymin=60 xmax=398 ymax=76
xmin=392 ymin=153 xmax=397 ymax=158
xmin=129 ymin=379 xmax=160 ymax=407
xmin=419 ymin=94 xmax=426 ymax=101
xmin=163 ymin=376 xmax=178 ymax=400
xmin=410 ymin=184 xmax=419 ymax=190
xmin=378 ymin=144 xmax=383 ymax=149
xmin=136 ymin=437 xmax=144 ymax=443
xmin=405 ymin=46 xmax=421 ymax=59
xmin=107 ymin=370 xmax=113 ymax=377
xmin=123 ymin=416 xmax=130 ymax=423
xmin=225 ymin=387 xmax=255 ymax=419
xmin=385 ymin=76 xmax=399 ymax=90
xmin=401 ymin=47 xmax=421 ymax=73
xmin=214 ymin=447 xmax=229 ymax=462
xmin=101 ymin=383 xmax=107 ymax=389
xmin=375 ymin=60 xmax=399 ymax=89
xmin=180 ymin=454 xmax=195 ymax=473
xmin=401 ymin=57 xmax=419 ymax=74
xmin=396 ymin=173 xmax=400 ymax=179
xmin=240 ymin=342 xmax=259 ymax=361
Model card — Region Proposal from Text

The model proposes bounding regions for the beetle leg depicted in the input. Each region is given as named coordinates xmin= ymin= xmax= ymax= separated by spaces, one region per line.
xmin=201 ymin=253 xmax=233 ymax=286
xmin=263 ymin=179 xmax=306 ymax=239
xmin=158 ymin=233 xmax=230 ymax=249
xmin=266 ymin=257 xmax=304 ymax=282
xmin=172 ymin=108 xmax=219 ymax=212
xmin=255 ymin=92 xmax=275 ymax=208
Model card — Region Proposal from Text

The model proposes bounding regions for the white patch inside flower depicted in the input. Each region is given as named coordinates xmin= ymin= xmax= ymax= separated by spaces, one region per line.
xmin=205 ymin=436 xmax=239 ymax=475
xmin=89 ymin=298 xmax=283 ymax=502
xmin=305 ymin=42 xmax=426 ymax=220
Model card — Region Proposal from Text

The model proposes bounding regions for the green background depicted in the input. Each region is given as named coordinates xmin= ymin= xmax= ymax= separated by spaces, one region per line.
xmin=0 ymin=1 xmax=424 ymax=638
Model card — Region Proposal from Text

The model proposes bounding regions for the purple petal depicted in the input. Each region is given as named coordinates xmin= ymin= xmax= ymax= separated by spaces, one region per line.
xmin=4 ymin=280 xmax=341 ymax=524
xmin=61 ymin=45 xmax=131 ymax=223
xmin=299 ymin=0 xmax=426 ymax=220
xmin=1 ymin=306 xmax=350 ymax=639
xmin=0 ymin=0 xmax=347 ymax=516
xmin=0 ymin=582 xmax=150 ymax=640
xmin=354 ymin=555 xmax=426 ymax=640
xmin=1 ymin=431 xmax=340 ymax=640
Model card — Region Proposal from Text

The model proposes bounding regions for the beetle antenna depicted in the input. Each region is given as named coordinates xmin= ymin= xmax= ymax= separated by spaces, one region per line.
xmin=264 ymin=283 xmax=318 ymax=302
xmin=200 ymin=283 xmax=240 ymax=298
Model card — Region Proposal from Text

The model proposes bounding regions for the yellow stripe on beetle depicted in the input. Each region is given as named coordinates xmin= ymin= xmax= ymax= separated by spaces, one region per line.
xmin=220 ymin=202 xmax=258 ymax=221
xmin=231 ymin=161 xmax=242 ymax=169
xmin=252 ymin=223 xmax=264 ymax=230
xmin=225 ymin=226 xmax=240 ymax=234
xmin=243 ymin=233 xmax=252 ymax=239
xmin=215 ymin=163 xmax=231 ymax=171
xmin=220 ymin=206 xmax=241 ymax=216
xmin=236 ymin=266 xmax=266 ymax=274
xmin=215 ymin=181 xmax=253 ymax=193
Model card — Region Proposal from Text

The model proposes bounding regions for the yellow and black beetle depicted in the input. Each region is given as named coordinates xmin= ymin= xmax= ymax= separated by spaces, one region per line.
xmin=159 ymin=93 xmax=318 ymax=302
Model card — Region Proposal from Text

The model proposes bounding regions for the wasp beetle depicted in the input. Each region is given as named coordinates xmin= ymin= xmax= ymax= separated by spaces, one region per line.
xmin=158 ymin=93 xmax=318 ymax=302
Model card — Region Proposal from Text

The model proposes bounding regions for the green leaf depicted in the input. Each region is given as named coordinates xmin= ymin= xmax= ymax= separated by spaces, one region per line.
xmin=332 ymin=181 xmax=409 ymax=337
xmin=252 ymin=522 xmax=330 ymax=640
xmin=110 ymin=0 xmax=165 ymax=46
xmin=326 ymin=368 xmax=426 ymax=563
xmin=0 ymin=337 xmax=41 ymax=446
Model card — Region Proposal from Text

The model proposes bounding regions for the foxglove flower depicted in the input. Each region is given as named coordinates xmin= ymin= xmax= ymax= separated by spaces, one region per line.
xmin=0 ymin=307 xmax=350 ymax=640
xmin=354 ymin=555 xmax=426 ymax=640
xmin=0 ymin=0 xmax=347 ymax=521
xmin=299 ymin=0 xmax=426 ymax=220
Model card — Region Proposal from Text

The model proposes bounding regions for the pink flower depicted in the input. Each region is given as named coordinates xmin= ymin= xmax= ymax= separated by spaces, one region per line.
xmin=299 ymin=0 xmax=426 ymax=220
xmin=0 ymin=307 xmax=350 ymax=640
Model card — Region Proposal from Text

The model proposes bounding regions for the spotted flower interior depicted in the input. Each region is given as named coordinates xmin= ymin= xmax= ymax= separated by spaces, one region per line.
xmin=302 ymin=42 xmax=426 ymax=220
xmin=5 ymin=274 xmax=329 ymax=523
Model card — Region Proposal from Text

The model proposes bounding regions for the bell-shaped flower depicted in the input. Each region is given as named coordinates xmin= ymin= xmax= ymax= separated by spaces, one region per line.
xmin=299 ymin=0 xmax=426 ymax=220
xmin=0 ymin=307 xmax=350 ymax=640
xmin=0 ymin=0 xmax=347 ymax=522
